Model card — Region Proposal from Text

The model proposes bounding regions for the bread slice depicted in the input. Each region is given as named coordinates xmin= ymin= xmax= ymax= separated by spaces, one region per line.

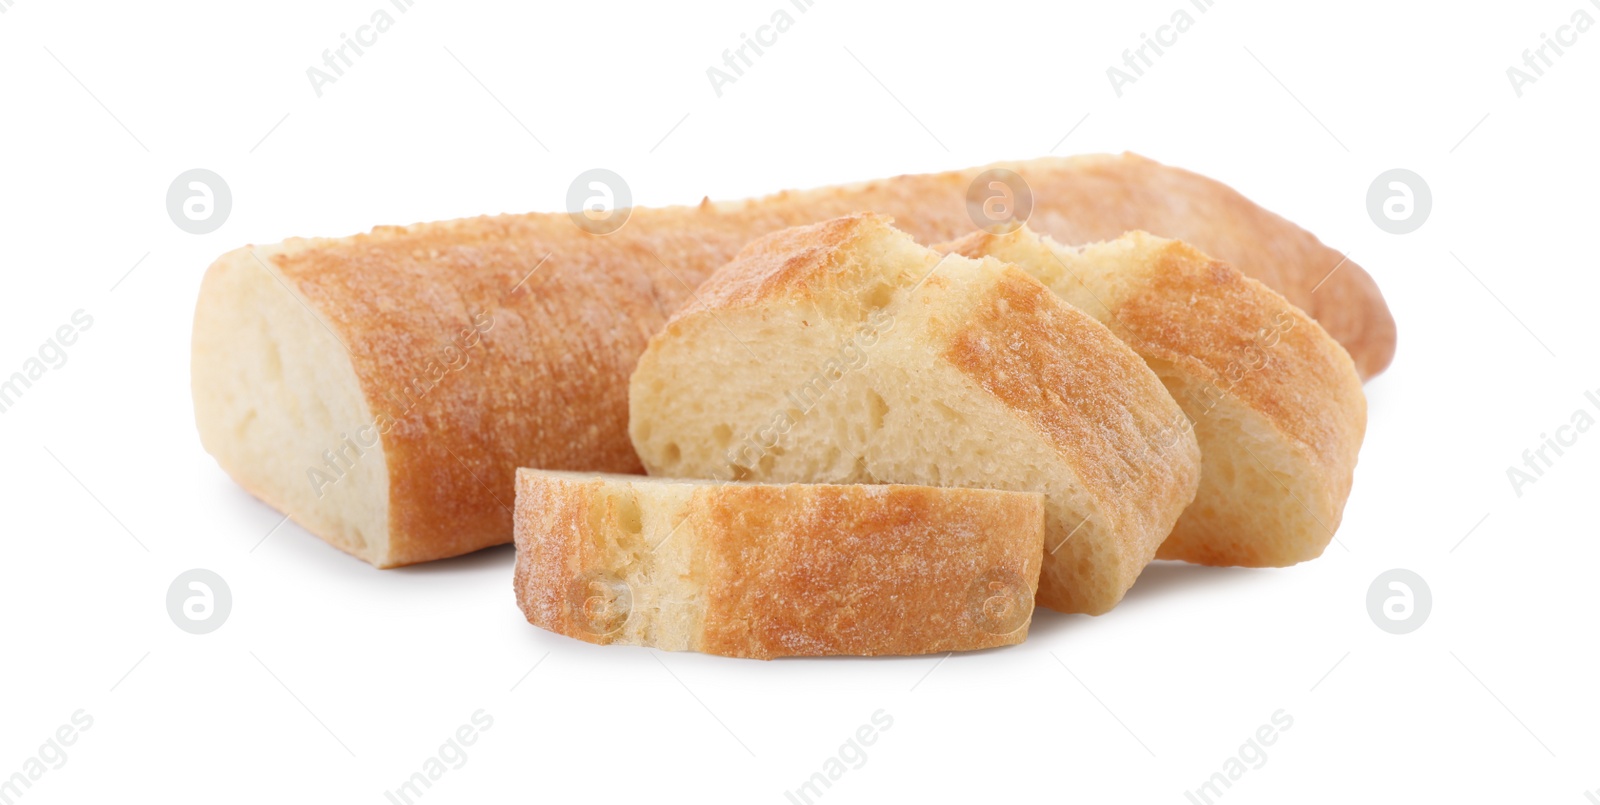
xmin=942 ymin=228 xmax=1366 ymax=566
xmin=628 ymin=214 xmax=1201 ymax=615
xmin=513 ymin=470 xmax=1046 ymax=659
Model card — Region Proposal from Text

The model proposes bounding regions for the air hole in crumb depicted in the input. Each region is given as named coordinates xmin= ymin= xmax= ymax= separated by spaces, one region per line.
xmin=616 ymin=494 xmax=643 ymax=535
xmin=932 ymin=400 xmax=963 ymax=424
xmin=866 ymin=391 xmax=888 ymax=430
xmin=663 ymin=443 xmax=681 ymax=464
xmin=712 ymin=424 xmax=733 ymax=449
xmin=861 ymin=282 xmax=894 ymax=311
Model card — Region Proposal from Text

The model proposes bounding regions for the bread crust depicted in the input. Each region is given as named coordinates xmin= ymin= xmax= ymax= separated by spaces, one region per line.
xmin=513 ymin=471 xmax=1045 ymax=659
xmin=943 ymin=228 xmax=1366 ymax=566
xmin=196 ymin=153 xmax=1386 ymax=566
xmin=1106 ymin=236 xmax=1364 ymax=496
xmin=1007 ymin=155 xmax=1393 ymax=380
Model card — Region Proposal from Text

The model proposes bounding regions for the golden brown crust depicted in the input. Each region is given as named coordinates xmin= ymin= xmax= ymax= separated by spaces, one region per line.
xmin=942 ymin=229 xmax=1363 ymax=478
xmin=1005 ymin=155 xmax=1394 ymax=381
xmin=943 ymin=267 xmax=1201 ymax=549
xmin=1110 ymin=237 xmax=1364 ymax=490
xmin=726 ymin=153 xmax=1394 ymax=378
xmin=513 ymin=471 xmax=610 ymax=645
xmin=942 ymin=228 xmax=1366 ymax=567
xmin=512 ymin=471 xmax=1045 ymax=659
xmin=672 ymin=214 xmax=881 ymax=316
xmin=693 ymin=483 xmax=1043 ymax=658
xmin=206 ymin=153 xmax=1388 ymax=566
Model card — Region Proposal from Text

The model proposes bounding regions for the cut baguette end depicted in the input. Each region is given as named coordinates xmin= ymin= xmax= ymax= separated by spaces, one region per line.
xmin=192 ymin=245 xmax=394 ymax=566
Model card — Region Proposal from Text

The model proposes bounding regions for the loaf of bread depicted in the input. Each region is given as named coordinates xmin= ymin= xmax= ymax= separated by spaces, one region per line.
xmin=192 ymin=153 xmax=1382 ymax=567
xmin=628 ymin=214 xmax=1201 ymax=615
xmin=513 ymin=470 xmax=1045 ymax=658
xmin=943 ymin=228 xmax=1367 ymax=566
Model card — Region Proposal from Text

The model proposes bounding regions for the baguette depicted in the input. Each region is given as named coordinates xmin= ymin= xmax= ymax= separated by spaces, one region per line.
xmin=627 ymin=214 xmax=1201 ymax=615
xmin=192 ymin=153 xmax=1380 ymax=567
xmin=943 ymin=228 xmax=1366 ymax=566
xmin=513 ymin=470 xmax=1045 ymax=658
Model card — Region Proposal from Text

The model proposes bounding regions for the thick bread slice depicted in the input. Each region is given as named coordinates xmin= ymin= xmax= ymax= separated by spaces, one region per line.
xmin=194 ymin=153 xmax=1384 ymax=567
xmin=943 ymin=228 xmax=1366 ymax=566
xmin=513 ymin=470 xmax=1046 ymax=659
xmin=628 ymin=214 xmax=1201 ymax=615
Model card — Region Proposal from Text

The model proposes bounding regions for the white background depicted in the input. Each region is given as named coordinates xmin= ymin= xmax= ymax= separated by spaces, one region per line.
xmin=1 ymin=0 xmax=1596 ymax=802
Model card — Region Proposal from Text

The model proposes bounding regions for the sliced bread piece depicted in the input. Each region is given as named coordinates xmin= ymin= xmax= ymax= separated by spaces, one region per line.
xmin=628 ymin=214 xmax=1201 ymax=615
xmin=513 ymin=470 xmax=1045 ymax=658
xmin=942 ymin=228 xmax=1366 ymax=566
